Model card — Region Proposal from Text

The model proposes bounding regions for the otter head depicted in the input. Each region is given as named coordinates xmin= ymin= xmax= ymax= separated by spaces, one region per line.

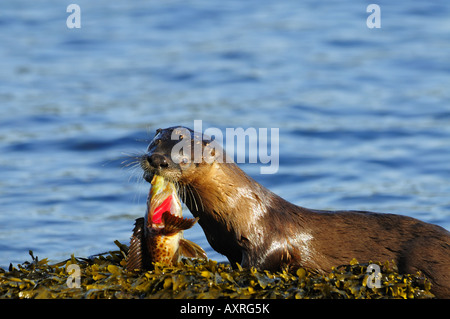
xmin=141 ymin=126 xmax=225 ymax=185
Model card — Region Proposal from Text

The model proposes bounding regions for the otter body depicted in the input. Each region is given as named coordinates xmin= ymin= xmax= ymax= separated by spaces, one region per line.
xmin=140 ymin=127 xmax=450 ymax=298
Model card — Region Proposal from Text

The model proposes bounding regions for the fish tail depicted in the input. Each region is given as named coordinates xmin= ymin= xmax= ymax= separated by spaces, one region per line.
xmin=126 ymin=217 xmax=151 ymax=271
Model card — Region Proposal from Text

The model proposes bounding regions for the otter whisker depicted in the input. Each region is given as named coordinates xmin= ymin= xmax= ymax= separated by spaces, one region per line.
xmin=187 ymin=184 xmax=199 ymax=212
xmin=174 ymin=181 xmax=187 ymax=207
xmin=185 ymin=184 xmax=204 ymax=212
xmin=180 ymin=183 xmax=196 ymax=211
xmin=119 ymin=151 xmax=149 ymax=206
xmin=178 ymin=182 xmax=187 ymax=205
xmin=193 ymin=185 xmax=205 ymax=212
xmin=121 ymin=152 xmax=145 ymax=184
xmin=189 ymin=185 xmax=205 ymax=210
xmin=175 ymin=181 xmax=184 ymax=203
xmin=120 ymin=152 xmax=143 ymax=170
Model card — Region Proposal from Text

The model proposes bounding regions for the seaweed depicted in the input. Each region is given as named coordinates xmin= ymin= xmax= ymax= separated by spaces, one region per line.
xmin=0 ymin=241 xmax=435 ymax=299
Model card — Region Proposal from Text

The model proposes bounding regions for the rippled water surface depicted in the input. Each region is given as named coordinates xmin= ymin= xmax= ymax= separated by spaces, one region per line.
xmin=1 ymin=1 xmax=450 ymax=267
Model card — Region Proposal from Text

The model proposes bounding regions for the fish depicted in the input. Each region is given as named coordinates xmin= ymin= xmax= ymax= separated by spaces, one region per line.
xmin=127 ymin=175 xmax=207 ymax=271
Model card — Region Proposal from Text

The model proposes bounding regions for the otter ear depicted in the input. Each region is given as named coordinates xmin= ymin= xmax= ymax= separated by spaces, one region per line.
xmin=203 ymin=135 xmax=215 ymax=146
xmin=203 ymin=139 xmax=223 ymax=164
xmin=155 ymin=128 xmax=162 ymax=135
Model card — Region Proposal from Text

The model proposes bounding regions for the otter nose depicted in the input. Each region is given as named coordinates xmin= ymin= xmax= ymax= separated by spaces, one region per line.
xmin=147 ymin=153 xmax=169 ymax=169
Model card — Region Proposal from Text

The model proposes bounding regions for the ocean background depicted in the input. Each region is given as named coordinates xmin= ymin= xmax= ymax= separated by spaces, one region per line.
xmin=1 ymin=0 xmax=450 ymax=268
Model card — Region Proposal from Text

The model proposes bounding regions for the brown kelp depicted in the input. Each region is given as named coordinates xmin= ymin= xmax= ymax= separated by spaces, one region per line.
xmin=0 ymin=241 xmax=435 ymax=299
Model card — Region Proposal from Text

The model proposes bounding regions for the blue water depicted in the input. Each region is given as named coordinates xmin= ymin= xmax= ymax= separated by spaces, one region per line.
xmin=1 ymin=1 xmax=450 ymax=268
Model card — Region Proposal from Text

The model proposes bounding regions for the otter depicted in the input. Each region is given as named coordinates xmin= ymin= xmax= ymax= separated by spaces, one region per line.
xmin=139 ymin=126 xmax=450 ymax=298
